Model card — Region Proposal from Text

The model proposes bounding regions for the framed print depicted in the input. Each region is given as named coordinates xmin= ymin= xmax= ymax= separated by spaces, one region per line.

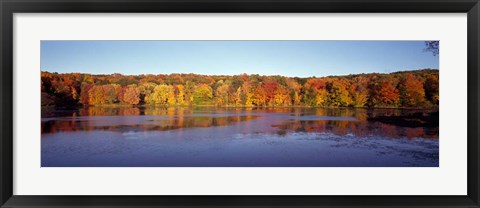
xmin=1 ymin=0 xmax=479 ymax=207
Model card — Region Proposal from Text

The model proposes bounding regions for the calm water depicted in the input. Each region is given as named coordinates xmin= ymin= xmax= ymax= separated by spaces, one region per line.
xmin=41 ymin=107 xmax=439 ymax=167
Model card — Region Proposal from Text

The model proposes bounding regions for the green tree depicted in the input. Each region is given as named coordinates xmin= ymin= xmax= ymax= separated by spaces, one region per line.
xmin=193 ymin=84 xmax=213 ymax=105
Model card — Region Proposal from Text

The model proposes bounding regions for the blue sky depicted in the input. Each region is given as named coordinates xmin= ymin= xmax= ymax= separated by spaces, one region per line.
xmin=41 ymin=41 xmax=438 ymax=77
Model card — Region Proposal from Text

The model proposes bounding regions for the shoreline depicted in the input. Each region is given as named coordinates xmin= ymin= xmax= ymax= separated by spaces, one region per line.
xmin=41 ymin=104 xmax=439 ymax=111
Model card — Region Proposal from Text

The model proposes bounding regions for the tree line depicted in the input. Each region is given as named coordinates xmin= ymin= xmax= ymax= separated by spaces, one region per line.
xmin=41 ymin=69 xmax=439 ymax=108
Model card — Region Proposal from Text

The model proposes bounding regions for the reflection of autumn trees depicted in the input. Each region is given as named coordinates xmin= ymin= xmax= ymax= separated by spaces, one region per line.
xmin=42 ymin=107 xmax=259 ymax=134
xmin=41 ymin=69 xmax=439 ymax=108
xmin=42 ymin=107 xmax=438 ymax=139
xmin=119 ymin=107 xmax=140 ymax=116
xmin=271 ymin=108 xmax=438 ymax=139
xmin=76 ymin=107 xmax=142 ymax=116
xmin=274 ymin=119 xmax=438 ymax=139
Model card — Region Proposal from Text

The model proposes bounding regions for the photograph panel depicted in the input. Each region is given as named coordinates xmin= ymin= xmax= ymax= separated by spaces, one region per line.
xmin=40 ymin=40 xmax=439 ymax=167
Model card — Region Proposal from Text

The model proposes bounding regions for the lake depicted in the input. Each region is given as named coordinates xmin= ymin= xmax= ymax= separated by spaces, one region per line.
xmin=41 ymin=106 xmax=439 ymax=167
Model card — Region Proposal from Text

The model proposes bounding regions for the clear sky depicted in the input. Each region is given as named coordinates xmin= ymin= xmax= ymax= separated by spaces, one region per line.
xmin=41 ymin=41 xmax=439 ymax=77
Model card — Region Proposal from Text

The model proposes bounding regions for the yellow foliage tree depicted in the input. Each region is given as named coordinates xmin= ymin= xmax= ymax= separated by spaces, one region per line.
xmin=175 ymin=85 xmax=186 ymax=106
xmin=148 ymin=84 xmax=176 ymax=105
xmin=273 ymin=86 xmax=291 ymax=106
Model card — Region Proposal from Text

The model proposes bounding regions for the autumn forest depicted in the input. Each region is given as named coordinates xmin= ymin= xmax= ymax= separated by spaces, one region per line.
xmin=41 ymin=69 xmax=439 ymax=109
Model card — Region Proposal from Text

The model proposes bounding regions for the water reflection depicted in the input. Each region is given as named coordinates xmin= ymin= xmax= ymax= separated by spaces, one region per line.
xmin=41 ymin=106 xmax=438 ymax=139
xmin=42 ymin=114 xmax=258 ymax=134
xmin=42 ymin=106 xmax=433 ymax=118
xmin=273 ymin=120 xmax=438 ymax=139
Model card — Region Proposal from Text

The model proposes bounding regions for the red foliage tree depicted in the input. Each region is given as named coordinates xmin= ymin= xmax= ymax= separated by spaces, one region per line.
xmin=123 ymin=85 xmax=141 ymax=105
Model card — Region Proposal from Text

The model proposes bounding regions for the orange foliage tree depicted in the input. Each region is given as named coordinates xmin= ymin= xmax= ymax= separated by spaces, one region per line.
xmin=399 ymin=74 xmax=426 ymax=107
xmin=123 ymin=85 xmax=141 ymax=105
xmin=370 ymin=78 xmax=400 ymax=107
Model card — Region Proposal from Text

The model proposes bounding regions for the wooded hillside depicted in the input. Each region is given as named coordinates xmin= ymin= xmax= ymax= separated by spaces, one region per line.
xmin=41 ymin=69 xmax=439 ymax=108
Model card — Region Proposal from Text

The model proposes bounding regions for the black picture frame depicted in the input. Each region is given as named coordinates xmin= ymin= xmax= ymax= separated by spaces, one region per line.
xmin=1 ymin=0 xmax=479 ymax=207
